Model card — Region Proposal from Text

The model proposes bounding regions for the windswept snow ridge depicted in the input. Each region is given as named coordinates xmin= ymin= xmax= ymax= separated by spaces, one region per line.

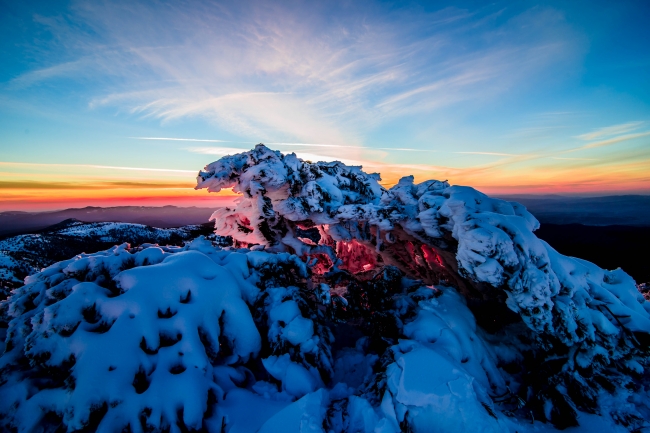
xmin=0 ymin=145 xmax=648 ymax=433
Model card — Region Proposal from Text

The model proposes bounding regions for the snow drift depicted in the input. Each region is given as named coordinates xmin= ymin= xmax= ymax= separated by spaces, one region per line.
xmin=0 ymin=144 xmax=648 ymax=432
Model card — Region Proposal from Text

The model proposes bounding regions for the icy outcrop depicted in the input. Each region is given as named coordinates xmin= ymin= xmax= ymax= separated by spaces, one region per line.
xmin=196 ymin=146 xmax=649 ymax=334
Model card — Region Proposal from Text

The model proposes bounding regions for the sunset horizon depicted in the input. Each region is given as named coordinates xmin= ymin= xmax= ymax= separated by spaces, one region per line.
xmin=2 ymin=0 xmax=650 ymax=211
xmin=2 ymin=144 xmax=650 ymax=212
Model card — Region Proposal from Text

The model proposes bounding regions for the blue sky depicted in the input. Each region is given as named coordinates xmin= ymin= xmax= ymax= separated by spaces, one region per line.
xmin=1 ymin=0 xmax=649 ymax=209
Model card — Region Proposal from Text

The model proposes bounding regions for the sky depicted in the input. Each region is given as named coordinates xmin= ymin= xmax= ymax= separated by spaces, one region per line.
xmin=1 ymin=0 xmax=649 ymax=211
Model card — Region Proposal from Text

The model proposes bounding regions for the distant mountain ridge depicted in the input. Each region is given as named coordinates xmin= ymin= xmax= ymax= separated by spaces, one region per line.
xmin=0 ymin=219 xmax=225 ymax=298
xmin=2 ymin=196 xmax=649 ymax=240
xmin=0 ymin=205 xmax=215 ymax=237
xmin=497 ymin=194 xmax=650 ymax=226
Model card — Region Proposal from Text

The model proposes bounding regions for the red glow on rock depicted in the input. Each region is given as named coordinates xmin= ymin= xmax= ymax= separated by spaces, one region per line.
xmin=298 ymin=237 xmax=317 ymax=246
xmin=422 ymin=245 xmax=445 ymax=268
xmin=336 ymin=239 xmax=378 ymax=274
xmin=306 ymin=252 xmax=334 ymax=275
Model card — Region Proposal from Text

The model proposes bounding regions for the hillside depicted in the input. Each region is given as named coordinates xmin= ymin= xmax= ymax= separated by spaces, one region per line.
xmin=498 ymin=195 xmax=650 ymax=226
xmin=0 ymin=205 xmax=215 ymax=238
xmin=0 ymin=219 xmax=223 ymax=298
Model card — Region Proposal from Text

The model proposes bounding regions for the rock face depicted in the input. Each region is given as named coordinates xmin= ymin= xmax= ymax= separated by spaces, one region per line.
xmin=0 ymin=144 xmax=648 ymax=433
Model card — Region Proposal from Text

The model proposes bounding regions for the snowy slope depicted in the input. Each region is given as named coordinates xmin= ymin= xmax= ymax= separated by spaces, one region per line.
xmin=0 ymin=220 xmax=224 ymax=298
xmin=1 ymin=239 xmax=646 ymax=432
xmin=52 ymin=220 xmax=201 ymax=240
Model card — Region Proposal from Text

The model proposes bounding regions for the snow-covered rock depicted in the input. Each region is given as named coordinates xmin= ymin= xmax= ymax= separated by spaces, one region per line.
xmin=195 ymin=145 xmax=650 ymax=429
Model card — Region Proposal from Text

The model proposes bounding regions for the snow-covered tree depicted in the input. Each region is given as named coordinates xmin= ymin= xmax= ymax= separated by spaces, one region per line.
xmin=196 ymin=145 xmax=650 ymax=428
xmin=0 ymin=144 xmax=648 ymax=432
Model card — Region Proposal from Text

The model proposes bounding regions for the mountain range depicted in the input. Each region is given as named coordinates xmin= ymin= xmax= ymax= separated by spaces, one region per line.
xmin=0 ymin=205 xmax=215 ymax=238
xmin=498 ymin=194 xmax=650 ymax=226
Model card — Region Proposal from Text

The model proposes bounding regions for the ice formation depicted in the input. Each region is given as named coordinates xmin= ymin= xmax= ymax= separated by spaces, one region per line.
xmin=0 ymin=144 xmax=648 ymax=432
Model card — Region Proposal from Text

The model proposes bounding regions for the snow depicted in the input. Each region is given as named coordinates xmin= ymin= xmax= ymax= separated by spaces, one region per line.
xmin=384 ymin=341 xmax=503 ymax=433
xmin=0 ymin=245 xmax=260 ymax=432
xmin=209 ymin=388 xmax=289 ymax=433
xmin=0 ymin=145 xmax=648 ymax=432
xmin=0 ymin=221 xmax=220 ymax=298
xmin=262 ymin=354 xmax=323 ymax=398
xmin=0 ymin=254 xmax=23 ymax=283
xmin=256 ymin=389 xmax=328 ymax=433
xmin=55 ymin=222 xmax=202 ymax=242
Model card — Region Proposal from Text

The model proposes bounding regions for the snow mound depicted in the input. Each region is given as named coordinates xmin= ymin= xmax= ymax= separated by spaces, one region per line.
xmin=0 ymin=242 xmax=262 ymax=432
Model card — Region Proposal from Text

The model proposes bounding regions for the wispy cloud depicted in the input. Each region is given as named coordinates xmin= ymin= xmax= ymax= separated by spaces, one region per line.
xmin=132 ymin=137 xmax=231 ymax=143
xmin=550 ymin=157 xmax=598 ymax=161
xmin=571 ymin=130 xmax=650 ymax=151
xmin=0 ymin=180 xmax=192 ymax=190
xmin=133 ymin=135 xmax=446 ymax=153
xmin=134 ymin=136 xmax=529 ymax=157
xmin=265 ymin=142 xmax=365 ymax=149
xmin=377 ymin=148 xmax=436 ymax=152
xmin=131 ymin=136 xmax=364 ymax=149
xmin=186 ymin=146 xmax=368 ymax=166
xmin=0 ymin=161 xmax=196 ymax=173
xmin=8 ymin=1 xmax=582 ymax=145
xmin=576 ymin=121 xmax=645 ymax=141
xmin=185 ymin=147 xmax=254 ymax=156
xmin=453 ymin=151 xmax=519 ymax=156
xmin=8 ymin=59 xmax=91 ymax=88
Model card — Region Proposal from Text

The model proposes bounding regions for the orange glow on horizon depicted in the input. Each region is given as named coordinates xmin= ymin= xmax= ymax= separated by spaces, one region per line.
xmin=2 ymin=154 xmax=649 ymax=212
xmin=0 ymin=187 xmax=239 ymax=211
xmin=3 ymin=173 xmax=649 ymax=212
